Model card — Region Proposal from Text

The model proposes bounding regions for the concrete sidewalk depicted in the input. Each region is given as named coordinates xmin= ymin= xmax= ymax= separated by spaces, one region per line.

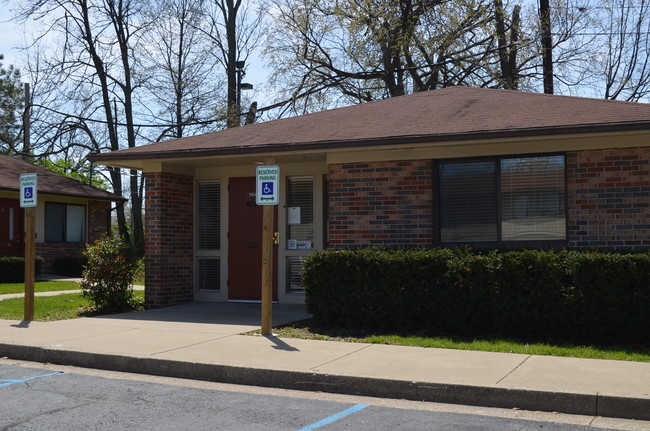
xmin=0 ymin=302 xmax=648 ymax=422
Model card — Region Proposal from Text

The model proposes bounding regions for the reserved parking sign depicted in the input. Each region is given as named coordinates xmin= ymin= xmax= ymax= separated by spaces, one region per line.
xmin=20 ymin=173 xmax=38 ymax=208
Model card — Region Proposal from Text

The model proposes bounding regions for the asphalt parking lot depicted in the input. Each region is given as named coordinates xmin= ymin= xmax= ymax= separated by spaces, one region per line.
xmin=2 ymin=361 xmax=643 ymax=431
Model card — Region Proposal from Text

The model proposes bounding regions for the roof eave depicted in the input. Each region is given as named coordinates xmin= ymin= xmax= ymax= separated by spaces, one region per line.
xmin=0 ymin=186 xmax=126 ymax=202
xmin=90 ymin=121 xmax=650 ymax=165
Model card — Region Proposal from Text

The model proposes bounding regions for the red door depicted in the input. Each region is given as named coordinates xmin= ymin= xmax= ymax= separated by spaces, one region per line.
xmin=228 ymin=177 xmax=278 ymax=301
xmin=0 ymin=199 xmax=24 ymax=255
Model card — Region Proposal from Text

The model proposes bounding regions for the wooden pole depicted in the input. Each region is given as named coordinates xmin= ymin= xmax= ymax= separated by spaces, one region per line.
xmin=24 ymin=206 xmax=35 ymax=321
xmin=260 ymin=158 xmax=275 ymax=335
xmin=261 ymin=203 xmax=274 ymax=335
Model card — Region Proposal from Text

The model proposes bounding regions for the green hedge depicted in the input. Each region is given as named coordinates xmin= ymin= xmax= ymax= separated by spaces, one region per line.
xmin=52 ymin=256 xmax=88 ymax=277
xmin=0 ymin=256 xmax=44 ymax=283
xmin=303 ymin=248 xmax=650 ymax=346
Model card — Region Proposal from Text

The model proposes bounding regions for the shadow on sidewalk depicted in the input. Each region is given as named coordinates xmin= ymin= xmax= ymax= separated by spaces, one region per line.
xmin=87 ymin=302 xmax=311 ymax=328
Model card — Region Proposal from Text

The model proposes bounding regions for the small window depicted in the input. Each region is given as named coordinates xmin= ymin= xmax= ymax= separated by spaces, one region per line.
xmin=287 ymin=256 xmax=307 ymax=293
xmin=439 ymin=161 xmax=497 ymax=242
xmin=438 ymin=155 xmax=566 ymax=244
xmin=198 ymin=181 xmax=221 ymax=249
xmin=286 ymin=176 xmax=314 ymax=250
xmin=45 ymin=203 xmax=86 ymax=243
xmin=198 ymin=257 xmax=220 ymax=291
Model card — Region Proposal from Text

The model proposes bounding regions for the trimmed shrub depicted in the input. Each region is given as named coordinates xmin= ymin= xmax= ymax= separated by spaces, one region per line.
xmin=303 ymin=248 xmax=650 ymax=346
xmin=80 ymin=235 xmax=139 ymax=313
xmin=52 ymin=256 xmax=88 ymax=277
xmin=0 ymin=256 xmax=44 ymax=283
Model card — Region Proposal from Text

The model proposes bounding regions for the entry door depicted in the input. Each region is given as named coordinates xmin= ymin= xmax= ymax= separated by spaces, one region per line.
xmin=0 ymin=199 xmax=24 ymax=255
xmin=228 ymin=177 xmax=278 ymax=301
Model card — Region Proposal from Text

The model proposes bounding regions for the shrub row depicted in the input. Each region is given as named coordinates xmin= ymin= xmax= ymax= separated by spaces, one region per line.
xmin=52 ymin=256 xmax=88 ymax=277
xmin=302 ymin=248 xmax=650 ymax=346
xmin=0 ymin=256 xmax=44 ymax=283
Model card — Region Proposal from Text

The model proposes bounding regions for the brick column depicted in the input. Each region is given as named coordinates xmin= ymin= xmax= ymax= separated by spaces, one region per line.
xmin=328 ymin=160 xmax=433 ymax=248
xmin=144 ymin=172 xmax=194 ymax=308
xmin=567 ymin=147 xmax=650 ymax=249
xmin=88 ymin=200 xmax=111 ymax=243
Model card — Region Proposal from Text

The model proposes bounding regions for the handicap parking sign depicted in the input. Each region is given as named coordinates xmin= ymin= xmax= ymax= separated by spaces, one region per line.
xmin=261 ymin=182 xmax=273 ymax=196
xmin=256 ymin=166 xmax=279 ymax=205
xmin=20 ymin=173 xmax=38 ymax=208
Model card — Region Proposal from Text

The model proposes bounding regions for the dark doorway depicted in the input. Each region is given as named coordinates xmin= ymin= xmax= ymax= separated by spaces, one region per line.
xmin=227 ymin=177 xmax=278 ymax=301
xmin=0 ymin=199 xmax=24 ymax=255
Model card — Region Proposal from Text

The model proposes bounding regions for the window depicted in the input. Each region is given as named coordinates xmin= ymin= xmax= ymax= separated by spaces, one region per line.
xmin=198 ymin=182 xmax=221 ymax=249
xmin=438 ymin=155 xmax=566 ymax=244
xmin=286 ymin=176 xmax=314 ymax=293
xmin=45 ymin=203 xmax=86 ymax=243
xmin=197 ymin=181 xmax=221 ymax=292
xmin=286 ymin=176 xmax=314 ymax=251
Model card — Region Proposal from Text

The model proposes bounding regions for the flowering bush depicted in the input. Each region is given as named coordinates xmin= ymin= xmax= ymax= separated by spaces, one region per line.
xmin=80 ymin=235 xmax=139 ymax=313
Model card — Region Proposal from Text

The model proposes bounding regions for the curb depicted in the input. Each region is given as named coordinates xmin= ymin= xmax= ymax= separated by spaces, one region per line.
xmin=1 ymin=343 xmax=648 ymax=421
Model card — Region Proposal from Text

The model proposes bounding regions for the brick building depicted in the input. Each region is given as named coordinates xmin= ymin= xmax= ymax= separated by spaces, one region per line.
xmin=91 ymin=87 xmax=650 ymax=307
xmin=0 ymin=155 xmax=125 ymax=272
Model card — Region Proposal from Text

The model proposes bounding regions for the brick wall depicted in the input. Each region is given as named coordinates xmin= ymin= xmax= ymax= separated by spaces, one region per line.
xmin=328 ymin=160 xmax=433 ymax=247
xmin=144 ymin=172 xmax=194 ymax=308
xmin=37 ymin=200 xmax=111 ymax=272
xmin=567 ymin=147 xmax=650 ymax=249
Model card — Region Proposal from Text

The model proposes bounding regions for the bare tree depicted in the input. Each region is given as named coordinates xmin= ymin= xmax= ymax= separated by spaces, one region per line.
xmin=264 ymin=0 xmax=526 ymax=116
xmin=16 ymin=0 xmax=150 ymax=250
xmin=199 ymin=0 xmax=264 ymax=127
xmin=597 ymin=0 xmax=650 ymax=101
xmin=141 ymin=0 xmax=223 ymax=140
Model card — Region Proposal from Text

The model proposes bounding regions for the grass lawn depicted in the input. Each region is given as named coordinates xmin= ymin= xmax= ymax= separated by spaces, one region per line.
xmin=267 ymin=320 xmax=650 ymax=363
xmin=0 ymin=281 xmax=81 ymax=295
xmin=0 ymin=291 xmax=145 ymax=321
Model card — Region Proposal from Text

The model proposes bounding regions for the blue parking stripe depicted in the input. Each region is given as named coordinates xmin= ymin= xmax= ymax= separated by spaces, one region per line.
xmin=296 ymin=404 xmax=369 ymax=431
xmin=0 ymin=372 xmax=64 ymax=387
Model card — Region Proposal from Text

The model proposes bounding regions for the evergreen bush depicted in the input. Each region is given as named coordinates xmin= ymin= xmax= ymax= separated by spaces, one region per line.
xmin=303 ymin=248 xmax=650 ymax=346
xmin=0 ymin=256 xmax=43 ymax=283
xmin=80 ymin=235 xmax=139 ymax=313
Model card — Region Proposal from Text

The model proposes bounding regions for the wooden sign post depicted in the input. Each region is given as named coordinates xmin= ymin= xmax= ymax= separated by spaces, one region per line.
xmin=20 ymin=173 xmax=37 ymax=321
xmin=24 ymin=207 xmax=35 ymax=321
xmin=256 ymin=161 xmax=279 ymax=336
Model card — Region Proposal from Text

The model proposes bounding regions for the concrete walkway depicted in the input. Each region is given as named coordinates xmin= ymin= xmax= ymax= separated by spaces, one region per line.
xmin=0 ymin=302 xmax=648 ymax=422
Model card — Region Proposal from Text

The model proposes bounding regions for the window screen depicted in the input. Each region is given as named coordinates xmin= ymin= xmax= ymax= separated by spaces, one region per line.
xmin=198 ymin=257 xmax=220 ymax=291
xmin=287 ymin=256 xmax=306 ymax=293
xmin=500 ymin=156 xmax=566 ymax=240
xmin=286 ymin=176 xmax=314 ymax=250
xmin=66 ymin=205 xmax=86 ymax=242
xmin=198 ymin=182 xmax=220 ymax=249
xmin=45 ymin=203 xmax=65 ymax=242
xmin=439 ymin=161 xmax=497 ymax=242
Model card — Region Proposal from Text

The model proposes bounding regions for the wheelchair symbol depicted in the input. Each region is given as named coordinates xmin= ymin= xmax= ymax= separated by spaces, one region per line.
xmin=24 ymin=187 xmax=33 ymax=199
xmin=262 ymin=182 xmax=273 ymax=195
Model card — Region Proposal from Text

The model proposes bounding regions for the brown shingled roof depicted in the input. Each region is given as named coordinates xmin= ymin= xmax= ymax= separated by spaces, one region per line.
xmin=0 ymin=155 xmax=125 ymax=201
xmin=91 ymin=86 xmax=650 ymax=162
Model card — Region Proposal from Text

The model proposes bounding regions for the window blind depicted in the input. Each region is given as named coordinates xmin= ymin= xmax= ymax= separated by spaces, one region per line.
xmin=198 ymin=182 xmax=220 ymax=249
xmin=439 ymin=161 xmax=497 ymax=242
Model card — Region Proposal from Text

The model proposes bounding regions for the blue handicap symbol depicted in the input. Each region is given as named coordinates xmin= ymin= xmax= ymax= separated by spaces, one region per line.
xmin=262 ymin=182 xmax=274 ymax=195
xmin=24 ymin=187 xmax=33 ymax=199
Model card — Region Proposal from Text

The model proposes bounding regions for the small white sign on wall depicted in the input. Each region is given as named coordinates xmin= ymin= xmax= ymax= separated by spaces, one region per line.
xmin=288 ymin=207 xmax=301 ymax=225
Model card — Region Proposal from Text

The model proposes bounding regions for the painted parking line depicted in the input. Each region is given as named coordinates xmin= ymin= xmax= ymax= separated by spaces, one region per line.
xmin=296 ymin=404 xmax=369 ymax=431
xmin=0 ymin=372 xmax=64 ymax=387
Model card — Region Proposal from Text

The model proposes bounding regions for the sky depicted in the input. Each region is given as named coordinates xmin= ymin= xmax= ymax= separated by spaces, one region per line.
xmin=0 ymin=0 xmax=272 ymax=103
xmin=0 ymin=2 xmax=26 ymax=75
